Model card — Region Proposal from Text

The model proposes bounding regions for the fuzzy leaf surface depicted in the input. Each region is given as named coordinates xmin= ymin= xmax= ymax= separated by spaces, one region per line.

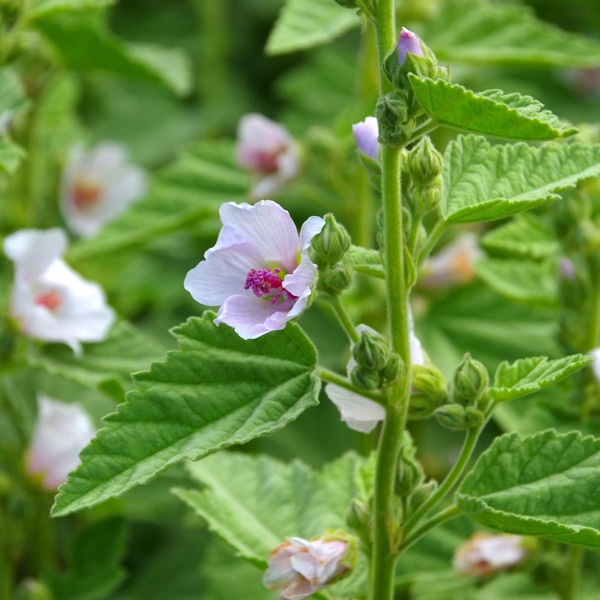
xmin=424 ymin=0 xmax=600 ymax=68
xmin=489 ymin=355 xmax=592 ymax=402
xmin=442 ymin=136 xmax=600 ymax=223
xmin=343 ymin=245 xmax=384 ymax=278
xmin=457 ymin=430 xmax=600 ymax=548
xmin=410 ymin=77 xmax=576 ymax=141
xmin=51 ymin=313 xmax=320 ymax=517
xmin=266 ymin=0 xmax=359 ymax=55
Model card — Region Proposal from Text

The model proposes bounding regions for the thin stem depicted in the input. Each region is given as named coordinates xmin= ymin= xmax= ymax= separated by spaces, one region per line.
xmin=353 ymin=264 xmax=386 ymax=279
xmin=328 ymin=294 xmax=359 ymax=344
xmin=404 ymin=427 xmax=481 ymax=533
xmin=318 ymin=368 xmax=385 ymax=404
xmin=565 ymin=546 xmax=583 ymax=600
xmin=407 ymin=215 xmax=421 ymax=258
xmin=406 ymin=119 xmax=438 ymax=145
xmin=417 ymin=218 xmax=448 ymax=267
xmin=399 ymin=505 xmax=460 ymax=553
xmin=587 ymin=261 xmax=600 ymax=351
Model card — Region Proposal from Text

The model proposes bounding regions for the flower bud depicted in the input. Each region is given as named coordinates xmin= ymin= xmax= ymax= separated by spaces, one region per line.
xmin=311 ymin=213 xmax=352 ymax=265
xmin=350 ymin=366 xmax=381 ymax=391
xmin=453 ymin=353 xmax=488 ymax=406
xmin=406 ymin=479 xmax=438 ymax=517
xmin=352 ymin=330 xmax=390 ymax=372
xmin=407 ymin=137 xmax=443 ymax=186
xmin=434 ymin=404 xmax=483 ymax=430
xmin=396 ymin=447 xmax=423 ymax=497
xmin=409 ymin=363 xmax=447 ymax=419
xmin=352 ymin=117 xmax=380 ymax=160
xmin=382 ymin=352 xmax=405 ymax=383
xmin=376 ymin=92 xmax=411 ymax=147
xmin=346 ymin=498 xmax=370 ymax=533
xmin=398 ymin=27 xmax=425 ymax=66
xmin=321 ymin=264 xmax=354 ymax=294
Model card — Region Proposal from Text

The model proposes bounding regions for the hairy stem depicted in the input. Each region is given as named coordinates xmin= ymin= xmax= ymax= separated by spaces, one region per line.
xmin=399 ymin=504 xmax=460 ymax=553
xmin=318 ymin=368 xmax=384 ymax=404
xmin=328 ymin=294 xmax=359 ymax=344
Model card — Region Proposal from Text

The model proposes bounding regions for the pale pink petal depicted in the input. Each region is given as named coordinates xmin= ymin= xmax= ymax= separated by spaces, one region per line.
xmin=250 ymin=175 xmax=285 ymax=200
xmin=352 ymin=117 xmax=380 ymax=160
xmin=236 ymin=113 xmax=292 ymax=171
xmin=283 ymin=251 xmax=317 ymax=298
xmin=277 ymin=145 xmax=301 ymax=181
xmin=325 ymin=384 xmax=385 ymax=433
xmin=263 ymin=543 xmax=301 ymax=591
xmin=398 ymin=27 xmax=424 ymax=65
xmin=298 ymin=216 xmax=325 ymax=251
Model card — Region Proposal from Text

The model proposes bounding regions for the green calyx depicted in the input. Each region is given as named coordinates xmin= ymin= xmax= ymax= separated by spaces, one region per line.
xmin=453 ymin=353 xmax=489 ymax=406
xmin=321 ymin=264 xmax=355 ymax=294
xmin=352 ymin=330 xmax=391 ymax=371
xmin=409 ymin=363 xmax=448 ymax=418
xmin=350 ymin=365 xmax=382 ymax=391
xmin=434 ymin=403 xmax=484 ymax=431
xmin=311 ymin=213 xmax=352 ymax=265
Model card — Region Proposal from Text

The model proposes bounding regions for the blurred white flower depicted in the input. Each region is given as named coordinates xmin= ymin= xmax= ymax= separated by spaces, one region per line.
xmin=61 ymin=142 xmax=147 ymax=238
xmin=589 ymin=347 xmax=600 ymax=384
xmin=3 ymin=228 xmax=115 ymax=354
xmin=236 ymin=114 xmax=300 ymax=199
xmin=27 ymin=396 xmax=95 ymax=490
xmin=420 ymin=233 xmax=483 ymax=289
xmin=453 ymin=532 xmax=529 ymax=577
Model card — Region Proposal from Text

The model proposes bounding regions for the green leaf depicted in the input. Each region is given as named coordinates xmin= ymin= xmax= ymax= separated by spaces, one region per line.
xmin=488 ymin=354 xmax=592 ymax=402
xmin=51 ymin=313 xmax=320 ymax=517
xmin=67 ymin=141 xmax=249 ymax=262
xmin=481 ymin=215 xmax=559 ymax=260
xmin=474 ymin=258 xmax=558 ymax=308
xmin=424 ymin=0 xmax=600 ymax=68
xmin=32 ymin=12 xmax=192 ymax=95
xmin=0 ymin=139 xmax=26 ymax=174
xmin=0 ymin=67 xmax=29 ymax=115
xmin=27 ymin=0 xmax=115 ymax=18
xmin=409 ymin=77 xmax=577 ymax=141
xmin=266 ymin=0 xmax=359 ymax=56
xmin=442 ymin=136 xmax=600 ymax=223
xmin=457 ymin=430 xmax=600 ymax=548
xmin=343 ymin=245 xmax=384 ymax=278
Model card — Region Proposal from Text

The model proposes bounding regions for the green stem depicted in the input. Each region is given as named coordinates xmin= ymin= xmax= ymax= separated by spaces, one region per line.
xmin=587 ymin=263 xmax=600 ymax=351
xmin=404 ymin=427 xmax=480 ymax=533
xmin=407 ymin=120 xmax=438 ymax=145
xmin=565 ymin=545 xmax=583 ymax=600
xmin=417 ymin=218 xmax=448 ymax=267
xmin=408 ymin=215 xmax=421 ymax=258
xmin=353 ymin=264 xmax=386 ymax=280
xmin=318 ymin=368 xmax=385 ymax=404
xmin=399 ymin=505 xmax=460 ymax=553
xmin=328 ymin=294 xmax=359 ymax=344
xmin=374 ymin=0 xmax=395 ymax=96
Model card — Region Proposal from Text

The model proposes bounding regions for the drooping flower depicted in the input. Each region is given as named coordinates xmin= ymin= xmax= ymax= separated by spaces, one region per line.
xmin=236 ymin=114 xmax=300 ymax=199
xmin=398 ymin=27 xmax=425 ymax=65
xmin=352 ymin=117 xmax=380 ymax=160
xmin=60 ymin=142 xmax=147 ymax=238
xmin=27 ymin=396 xmax=96 ymax=490
xmin=420 ymin=233 xmax=483 ymax=289
xmin=453 ymin=533 xmax=530 ymax=577
xmin=184 ymin=200 xmax=324 ymax=340
xmin=263 ymin=532 xmax=356 ymax=600
xmin=3 ymin=228 xmax=115 ymax=354
xmin=325 ymin=323 xmax=425 ymax=433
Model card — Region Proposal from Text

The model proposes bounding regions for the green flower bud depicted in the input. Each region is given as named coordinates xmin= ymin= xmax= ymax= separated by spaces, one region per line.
xmin=311 ymin=213 xmax=351 ymax=265
xmin=465 ymin=406 xmax=484 ymax=429
xmin=453 ymin=353 xmax=488 ymax=406
xmin=346 ymin=498 xmax=370 ymax=533
xmin=407 ymin=479 xmax=438 ymax=517
xmin=409 ymin=363 xmax=447 ymax=419
xmin=322 ymin=264 xmax=355 ymax=294
xmin=396 ymin=447 xmax=424 ymax=497
xmin=352 ymin=331 xmax=390 ymax=372
xmin=407 ymin=137 xmax=443 ymax=186
xmin=434 ymin=403 xmax=472 ymax=430
xmin=376 ymin=92 xmax=412 ymax=147
xmin=382 ymin=352 xmax=406 ymax=383
xmin=350 ymin=366 xmax=381 ymax=391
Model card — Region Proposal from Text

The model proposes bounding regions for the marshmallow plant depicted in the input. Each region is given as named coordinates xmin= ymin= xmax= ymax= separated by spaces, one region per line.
xmin=39 ymin=5 xmax=600 ymax=600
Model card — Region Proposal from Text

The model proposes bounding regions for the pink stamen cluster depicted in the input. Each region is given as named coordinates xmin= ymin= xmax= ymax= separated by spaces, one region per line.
xmin=35 ymin=290 xmax=62 ymax=311
xmin=245 ymin=268 xmax=293 ymax=304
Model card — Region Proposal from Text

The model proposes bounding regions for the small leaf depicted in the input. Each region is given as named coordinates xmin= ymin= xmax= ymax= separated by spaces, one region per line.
xmin=442 ymin=135 xmax=600 ymax=223
xmin=409 ymin=77 xmax=577 ymax=141
xmin=489 ymin=354 xmax=592 ymax=402
xmin=51 ymin=313 xmax=320 ymax=517
xmin=343 ymin=245 xmax=384 ymax=278
xmin=266 ymin=0 xmax=360 ymax=56
xmin=457 ymin=430 xmax=600 ymax=548
xmin=474 ymin=258 xmax=558 ymax=308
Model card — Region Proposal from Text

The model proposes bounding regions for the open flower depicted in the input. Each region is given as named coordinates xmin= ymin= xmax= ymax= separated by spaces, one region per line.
xmin=184 ymin=200 xmax=324 ymax=339
xmin=398 ymin=27 xmax=425 ymax=65
xmin=3 ymin=228 xmax=115 ymax=354
xmin=263 ymin=532 xmax=356 ymax=600
xmin=353 ymin=117 xmax=380 ymax=160
xmin=236 ymin=114 xmax=300 ymax=199
xmin=27 ymin=396 xmax=96 ymax=490
xmin=453 ymin=533 xmax=530 ymax=577
xmin=325 ymin=323 xmax=424 ymax=433
xmin=60 ymin=142 xmax=147 ymax=238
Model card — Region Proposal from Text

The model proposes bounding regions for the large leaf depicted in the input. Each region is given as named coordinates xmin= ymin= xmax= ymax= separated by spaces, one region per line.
xmin=474 ymin=258 xmax=558 ymax=308
xmin=51 ymin=313 xmax=320 ymax=517
xmin=424 ymin=0 xmax=600 ymax=68
xmin=488 ymin=354 xmax=592 ymax=402
xmin=442 ymin=136 xmax=600 ymax=223
xmin=409 ymin=77 xmax=577 ymax=141
xmin=266 ymin=0 xmax=359 ymax=56
xmin=33 ymin=12 xmax=192 ymax=95
xmin=457 ymin=430 xmax=600 ymax=548
xmin=68 ymin=141 xmax=249 ymax=262
xmin=27 ymin=0 xmax=115 ymax=17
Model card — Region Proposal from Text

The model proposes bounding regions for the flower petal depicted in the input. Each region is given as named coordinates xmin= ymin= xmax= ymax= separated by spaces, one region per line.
xmin=325 ymin=384 xmax=385 ymax=433
xmin=352 ymin=117 xmax=380 ymax=160
xmin=298 ymin=216 xmax=325 ymax=251
xmin=398 ymin=27 xmax=424 ymax=65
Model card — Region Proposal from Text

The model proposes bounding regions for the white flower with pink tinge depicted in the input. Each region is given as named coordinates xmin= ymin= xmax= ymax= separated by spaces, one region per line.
xmin=61 ymin=142 xmax=147 ymax=238
xmin=3 ymin=228 xmax=115 ymax=354
xmin=27 ymin=396 xmax=96 ymax=490
xmin=263 ymin=536 xmax=353 ymax=600
xmin=453 ymin=532 xmax=530 ymax=577
xmin=325 ymin=323 xmax=425 ymax=433
xmin=236 ymin=113 xmax=300 ymax=199
xmin=398 ymin=27 xmax=425 ymax=65
xmin=184 ymin=200 xmax=324 ymax=340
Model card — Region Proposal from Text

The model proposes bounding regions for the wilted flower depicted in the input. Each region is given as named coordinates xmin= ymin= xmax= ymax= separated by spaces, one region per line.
xmin=263 ymin=532 xmax=356 ymax=600
xmin=60 ymin=142 xmax=147 ymax=238
xmin=184 ymin=200 xmax=324 ymax=340
xmin=325 ymin=324 xmax=424 ymax=433
xmin=236 ymin=113 xmax=300 ymax=199
xmin=27 ymin=396 xmax=95 ymax=490
xmin=398 ymin=27 xmax=424 ymax=65
xmin=352 ymin=117 xmax=380 ymax=160
xmin=3 ymin=228 xmax=115 ymax=354
xmin=453 ymin=532 xmax=529 ymax=577
xmin=420 ymin=233 xmax=483 ymax=289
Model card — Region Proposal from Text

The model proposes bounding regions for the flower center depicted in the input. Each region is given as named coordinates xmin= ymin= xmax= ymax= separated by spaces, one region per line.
xmin=244 ymin=268 xmax=296 ymax=304
xmin=255 ymin=146 xmax=287 ymax=174
xmin=72 ymin=178 xmax=103 ymax=210
xmin=35 ymin=290 xmax=62 ymax=311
